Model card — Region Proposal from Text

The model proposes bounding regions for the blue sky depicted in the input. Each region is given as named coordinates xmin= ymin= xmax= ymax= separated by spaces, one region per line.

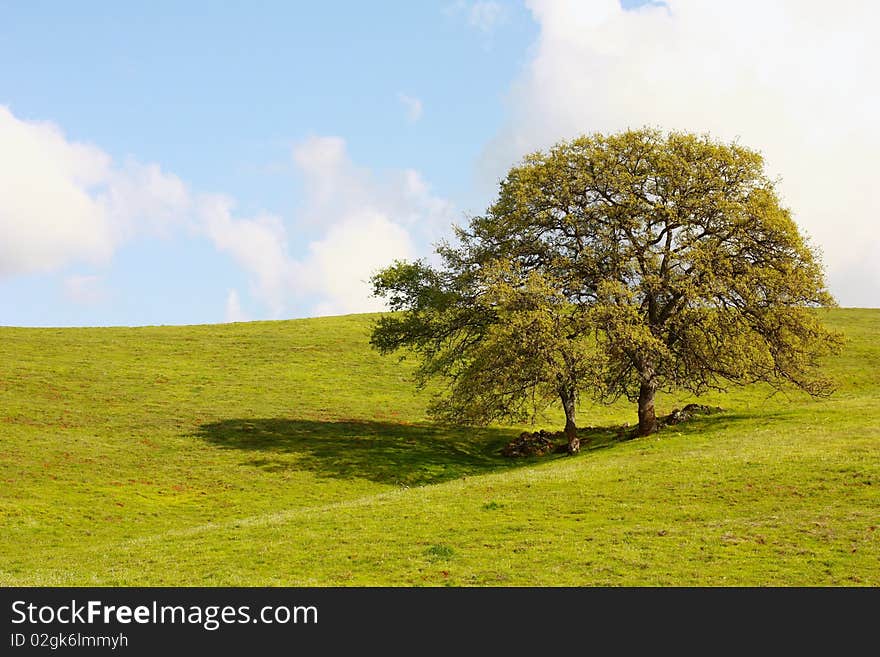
xmin=1 ymin=1 xmax=877 ymax=326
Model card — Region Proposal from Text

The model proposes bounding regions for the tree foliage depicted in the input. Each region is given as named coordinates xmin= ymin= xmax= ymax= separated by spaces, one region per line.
xmin=371 ymin=256 xmax=597 ymax=453
xmin=371 ymin=128 xmax=843 ymax=448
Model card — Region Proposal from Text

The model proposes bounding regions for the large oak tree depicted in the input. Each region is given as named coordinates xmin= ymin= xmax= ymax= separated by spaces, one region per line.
xmin=371 ymin=129 xmax=842 ymax=447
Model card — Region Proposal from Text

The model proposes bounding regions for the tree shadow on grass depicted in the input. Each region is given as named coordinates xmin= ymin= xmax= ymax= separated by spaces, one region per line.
xmin=193 ymin=418 xmax=539 ymax=487
xmin=193 ymin=411 xmax=741 ymax=487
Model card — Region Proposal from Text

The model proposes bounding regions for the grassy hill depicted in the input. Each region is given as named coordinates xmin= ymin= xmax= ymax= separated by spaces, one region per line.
xmin=1 ymin=309 xmax=877 ymax=585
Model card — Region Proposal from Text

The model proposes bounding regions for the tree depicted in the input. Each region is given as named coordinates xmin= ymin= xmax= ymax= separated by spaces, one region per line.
xmin=371 ymin=257 xmax=599 ymax=454
xmin=371 ymin=128 xmax=842 ymax=445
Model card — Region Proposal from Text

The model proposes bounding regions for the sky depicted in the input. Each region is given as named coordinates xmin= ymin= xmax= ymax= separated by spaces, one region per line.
xmin=1 ymin=0 xmax=877 ymax=327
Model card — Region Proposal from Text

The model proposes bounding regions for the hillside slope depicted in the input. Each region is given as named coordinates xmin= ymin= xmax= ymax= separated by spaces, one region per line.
xmin=1 ymin=309 xmax=877 ymax=585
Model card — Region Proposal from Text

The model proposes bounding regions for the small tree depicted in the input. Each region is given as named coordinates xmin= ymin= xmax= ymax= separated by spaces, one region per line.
xmin=371 ymin=257 xmax=598 ymax=454
xmin=372 ymin=128 xmax=842 ymax=444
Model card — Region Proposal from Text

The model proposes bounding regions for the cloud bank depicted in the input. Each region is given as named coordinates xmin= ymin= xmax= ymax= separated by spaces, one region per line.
xmin=1 ymin=105 xmax=455 ymax=320
xmin=0 ymin=106 xmax=189 ymax=279
xmin=210 ymin=136 xmax=453 ymax=317
xmin=483 ymin=0 xmax=879 ymax=307
xmin=193 ymin=135 xmax=455 ymax=318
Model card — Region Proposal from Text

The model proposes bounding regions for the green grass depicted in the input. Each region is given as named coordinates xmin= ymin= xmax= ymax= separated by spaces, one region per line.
xmin=1 ymin=309 xmax=877 ymax=585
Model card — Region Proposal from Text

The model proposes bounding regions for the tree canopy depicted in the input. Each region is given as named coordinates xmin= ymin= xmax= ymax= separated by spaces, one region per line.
xmin=371 ymin=128 xmax=843 ymax=451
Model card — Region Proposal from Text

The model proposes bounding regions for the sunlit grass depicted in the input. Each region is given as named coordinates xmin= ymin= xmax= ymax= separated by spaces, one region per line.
xmin=1 ymin=309 xmax=877 ymax=585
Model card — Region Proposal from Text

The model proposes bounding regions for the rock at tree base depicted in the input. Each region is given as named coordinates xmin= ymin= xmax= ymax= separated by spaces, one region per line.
xmin=502 ymin=429 xmax=562 ymax=457
xmin=663 ymin=404 xmax=724 ymax=426
xmin=502 ymin=405 xmax=723 ymax=457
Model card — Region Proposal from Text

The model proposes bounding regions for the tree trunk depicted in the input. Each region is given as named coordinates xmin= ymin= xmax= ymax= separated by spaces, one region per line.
xmin=560 ymin=388 xmax=580 ymax=454
xmin=637 ymin=381 xmax=658 ymax=436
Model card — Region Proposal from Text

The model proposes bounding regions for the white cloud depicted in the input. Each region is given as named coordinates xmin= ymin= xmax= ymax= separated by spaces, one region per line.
xmin=397 ymin=92 xmax=424 ymax=123
xmin=0 ymin=107 xmax=451 ymax=319
xmin=202 ymin=136 xmax=454 ymax=317
xmin=0 ymin=106 xmax=190 ymax=279
xmin=63 ymin=275 xmax=106 ymax=305
xmin=293 ymin=212 xmax=416 ymax=316
xmin=101 ymin=160 xmax=192 ymax=241
xmin=292 ymin=136 xmax=369 ymax=222
xmin=224 ymin=289 xmax=248 ymax=323
xmin=292 ymin=136 xmax=454 ymax=235
xmin=289 ymin=136 xmax=453 ymax=315
xmin=482 ymin=0 xmax=880 ymax=307
xmin=1 ymin=106 xmax=114 ymax=276
xmin=199 ymin=195 xmax=292 ymax=317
